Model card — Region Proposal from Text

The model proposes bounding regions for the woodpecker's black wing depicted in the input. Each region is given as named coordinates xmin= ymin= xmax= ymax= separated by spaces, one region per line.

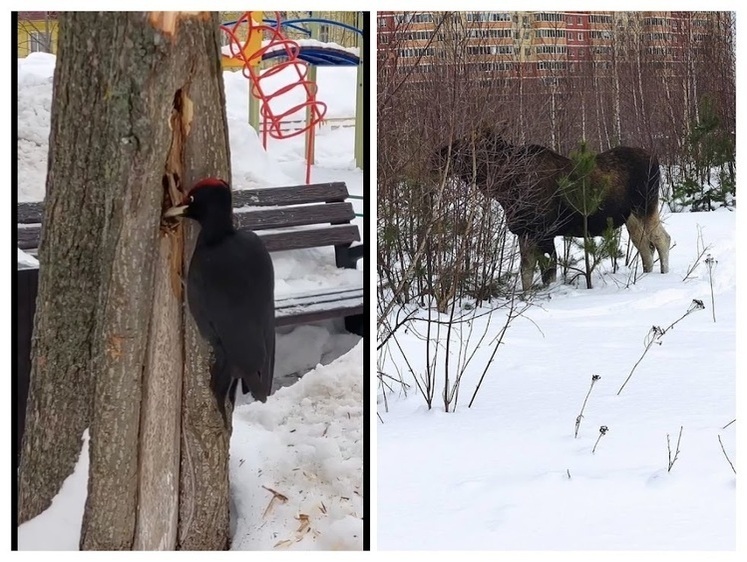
xmin=187 ymin=229 xmax=275 ymax=402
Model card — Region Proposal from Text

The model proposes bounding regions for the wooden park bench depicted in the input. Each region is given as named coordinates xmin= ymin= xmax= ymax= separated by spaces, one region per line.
xmin=16 ymin=181 xmax=364 ymax=461
xmin=17 ymin=181 xmax=364 ymax=327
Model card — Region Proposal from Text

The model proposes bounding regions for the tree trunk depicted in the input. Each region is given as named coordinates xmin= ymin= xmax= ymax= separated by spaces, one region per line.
xmin=17 ymin=12 xmax=233 ymax=551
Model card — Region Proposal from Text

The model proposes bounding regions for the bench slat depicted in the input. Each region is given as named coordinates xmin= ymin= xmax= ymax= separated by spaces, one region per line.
xmin=232 ymin=182 xmax=349 ymax=207
xmin=17 ymin=228 xmax=39 ymax=251
xmin=16 ymin=182 xmax=351 ymax=224
xmin=234 ymin=202 xmax=355 ymax=231
xmin=259 ymin=225 xmax=361 ymax=253
xmin=17 ymin=201 xmax=45 ymax=224
xmin=17 ymin=221 xmax=361 ymax=254
xmin=275 ymin=286 xmax=362 ymax=305
xmin=276 ymin=290 xmax=363 ymax=327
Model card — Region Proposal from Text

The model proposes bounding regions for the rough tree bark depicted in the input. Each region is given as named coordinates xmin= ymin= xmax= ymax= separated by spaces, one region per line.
xmin=18 ymin=12 xmax=233 ymax=551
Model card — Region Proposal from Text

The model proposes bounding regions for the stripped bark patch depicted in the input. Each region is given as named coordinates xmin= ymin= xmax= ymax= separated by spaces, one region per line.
xmin=148 ymin=12 xmax=209 ymax=36
xmin=180 ymin=94 xmax=193 ymax=136
xmin=106 ymin=335 xmax=124 ymax=360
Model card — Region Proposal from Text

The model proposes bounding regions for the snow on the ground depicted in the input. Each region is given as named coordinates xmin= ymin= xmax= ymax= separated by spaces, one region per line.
xmin=17 ymin=53 xmax=55 ymax=203
xmin=18 ymin=343 xmax=363 ymax=551
xmin=230 ymin=342 xmax=363 ymax=550
xmin=378 ymin=210 xmax=736 ymax=550
xmin=272 ymin=323 xmax=361 ymax=390
xmin=17 ymin=247 xmax=39 ymax=268
xmin=18 ymin=431 xmax=90 ymax=550
xmin=17 ymin=48 xmax=363 ymax=551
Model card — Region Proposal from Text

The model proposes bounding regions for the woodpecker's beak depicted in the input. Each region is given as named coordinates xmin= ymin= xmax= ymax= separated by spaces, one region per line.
xmin=164 ymin=204 xmax=189 ymax=218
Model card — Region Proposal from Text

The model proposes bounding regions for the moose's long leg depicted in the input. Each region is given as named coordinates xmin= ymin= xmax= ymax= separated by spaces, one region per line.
xmin=538 ymin=238 xmax=558 ymax=285
xmin=625 ymin=214 xmax=655 ymax=272
xmin=519 ymin=234 xmax=539 ymax=291
xmin=647 ymin=216 xmax=671 ymax=273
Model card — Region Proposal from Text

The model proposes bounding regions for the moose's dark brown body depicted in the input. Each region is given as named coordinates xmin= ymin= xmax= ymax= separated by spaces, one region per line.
xmin=437 ymin=129 xmax=670 ymax=290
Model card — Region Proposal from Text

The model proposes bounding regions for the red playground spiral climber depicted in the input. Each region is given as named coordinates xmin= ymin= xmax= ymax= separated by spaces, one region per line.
xmin=221 ymin=12 xmax=328 ymax=184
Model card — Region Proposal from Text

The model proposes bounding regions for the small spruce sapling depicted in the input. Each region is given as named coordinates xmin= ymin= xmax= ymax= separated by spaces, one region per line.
xmin=558 ymin=142 xmax=610 ymax=289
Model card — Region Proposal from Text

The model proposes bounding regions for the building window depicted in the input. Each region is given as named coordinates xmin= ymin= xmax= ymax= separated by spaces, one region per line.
xmin=535 ymin=12 xmax=564 ymax=22
xmin=395 ymin=12 xmax=432 ymax=24
xmin=538 ymin=61 xmax=567 ymax=71
xmin=467 ymin=45 xmax=514 ymax=56
xmin=646 ymin=32 xmax=671 ymax=41
xmin=466 ymin=12 xmax=511 ymax=22
xmin=536 ymin=45 xmax=567 ymax=55
xmin=467 ymin=28 xmax=512 ymax=39
xmin=29 ymin=31 xmax=48 ymax=53
xmin=378 ymin=17 xmax=387 ymax=27
xmin=643 ymin=17 xmax=667 ymax=26
xmin=536 ymin=28 xmax=566 ymax=38
xmin=578 ymin=32 xmax=583 ymax=41
xmin=647 ymin=46 xmax=670 ymax=56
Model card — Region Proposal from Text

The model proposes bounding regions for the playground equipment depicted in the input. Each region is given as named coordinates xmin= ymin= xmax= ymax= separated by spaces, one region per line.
xmin=221 ymin=12 xmax=364 ymax=184
xmin=221 ymin=12 xmax=326 ymax=184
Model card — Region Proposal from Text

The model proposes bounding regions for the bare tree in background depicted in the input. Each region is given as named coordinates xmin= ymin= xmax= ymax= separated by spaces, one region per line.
xmin=376 ymin=10 xmax=734 ymax=409
xmin=378 ymin=10 xmax=735 ymax=300
xmin=377 ymin=12 xmax=532 ymax=412
xmin=19 ymin=12 xmax=56 ymax=53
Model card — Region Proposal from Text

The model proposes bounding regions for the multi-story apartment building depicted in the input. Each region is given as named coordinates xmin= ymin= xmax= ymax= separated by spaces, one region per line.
xmin=378 ymin=11 xmax=720 ymax=78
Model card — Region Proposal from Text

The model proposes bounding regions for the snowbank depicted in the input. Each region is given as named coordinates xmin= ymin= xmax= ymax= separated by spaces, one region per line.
xmin=17 ymin=248 xmax=39 ymax=268
xmin=231 ymin=342 xmax=364 ymax=550
xmin=379 ymin=210 xmax=736 ymax=550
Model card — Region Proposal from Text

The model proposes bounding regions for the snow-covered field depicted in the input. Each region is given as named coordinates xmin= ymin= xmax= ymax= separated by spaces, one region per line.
xmin=378 ymin=210 xmax=736 ymax=550
xmin=17 ymin=50 xmax=364 ymax=550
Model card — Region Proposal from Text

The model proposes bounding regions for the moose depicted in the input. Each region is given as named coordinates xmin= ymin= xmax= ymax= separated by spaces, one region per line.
xmin=435 ymin=127 xmax=671 ymax=291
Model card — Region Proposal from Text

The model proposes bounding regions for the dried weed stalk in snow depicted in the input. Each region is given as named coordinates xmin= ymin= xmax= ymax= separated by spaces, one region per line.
xmin=592 ymin=425 xmax=609 ymax=454
xmin=617 ymin=299 xmax=705 ymax=395
xmin=705 ymin=254 xmax=717 ymax=322
xmin=682 ymin=225 xmax=712 ymax=281
xmin=667 ymin=426 xmax=684 ymax=472
xmin=574 ymin=374 xmax=601 ymax=438
xmin=717 ymin=435 xmax=736 ymax=475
